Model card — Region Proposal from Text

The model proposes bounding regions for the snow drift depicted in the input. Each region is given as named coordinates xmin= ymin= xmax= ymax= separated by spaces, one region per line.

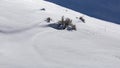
xmin=0 ymin=0 xmax=120 ymax=68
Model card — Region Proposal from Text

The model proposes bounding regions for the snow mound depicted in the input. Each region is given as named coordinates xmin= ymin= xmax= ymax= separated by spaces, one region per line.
xmin=0 ymin=0 xmax=120 ymax=68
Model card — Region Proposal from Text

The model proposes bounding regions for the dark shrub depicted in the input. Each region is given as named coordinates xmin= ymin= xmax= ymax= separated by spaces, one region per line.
xmin=40 ymin=8 xmax=46 ymax=11
xmin=57 ymin=16 xmax=76 ymax=30
xmin=45 ymin=17 xmax=52 ymax=23
xmin=79 ymin=17 xmax=85 ymax=23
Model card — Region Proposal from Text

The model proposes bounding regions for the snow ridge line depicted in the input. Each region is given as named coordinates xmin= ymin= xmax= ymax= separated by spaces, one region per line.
xmin=0 ymin=22 xmax=41 ymax=34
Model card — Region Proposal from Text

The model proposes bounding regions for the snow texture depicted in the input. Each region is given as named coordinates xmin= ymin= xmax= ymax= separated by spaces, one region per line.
xmin=0 ymin=0 xmax=120 ymax=68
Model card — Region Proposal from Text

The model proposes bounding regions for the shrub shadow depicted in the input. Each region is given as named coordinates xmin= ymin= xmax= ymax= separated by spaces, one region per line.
xmin=47 ymin=23 xmax=75 ymax=31
xmin=47 ymin=23 xmax=62 ymax=30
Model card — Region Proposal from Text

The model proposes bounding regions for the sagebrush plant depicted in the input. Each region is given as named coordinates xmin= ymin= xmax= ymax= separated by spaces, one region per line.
xmin=46 ymin=17 xmax=52 ymax=23
xmin=79 ymin=17 xmax=85 ymax=23
xmin=58 ymin=16 xmax=76 ymax=30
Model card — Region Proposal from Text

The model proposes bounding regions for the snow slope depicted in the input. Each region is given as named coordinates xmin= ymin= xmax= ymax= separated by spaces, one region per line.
xmin=0 ymin=0 xmax=120 ymax=68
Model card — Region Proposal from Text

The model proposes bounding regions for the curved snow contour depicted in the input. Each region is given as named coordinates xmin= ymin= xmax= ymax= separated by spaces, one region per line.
xmin=0 ymin=0 xmax=120 ymax=68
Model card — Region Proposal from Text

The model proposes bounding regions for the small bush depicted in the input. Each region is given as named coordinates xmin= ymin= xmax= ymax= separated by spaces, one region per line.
xmin=57 ymin=16 xmax=76 ymax=30
xmin=45 ymin=17 xmax=52 ymax=23
xmin=79 ymin=17 xmax=85 ymax=23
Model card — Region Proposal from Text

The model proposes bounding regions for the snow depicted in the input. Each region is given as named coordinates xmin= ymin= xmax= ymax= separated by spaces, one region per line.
xmin=0 ymin=0 xmax=120 ymax=68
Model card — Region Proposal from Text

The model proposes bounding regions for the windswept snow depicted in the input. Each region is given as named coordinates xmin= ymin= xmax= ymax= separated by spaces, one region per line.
xmin=0 ymin=0 xmax=120 ymax=68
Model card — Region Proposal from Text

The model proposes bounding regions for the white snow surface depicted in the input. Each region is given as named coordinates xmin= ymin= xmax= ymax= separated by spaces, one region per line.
xmin=0 ymin=0 xmax=120 ymax=68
